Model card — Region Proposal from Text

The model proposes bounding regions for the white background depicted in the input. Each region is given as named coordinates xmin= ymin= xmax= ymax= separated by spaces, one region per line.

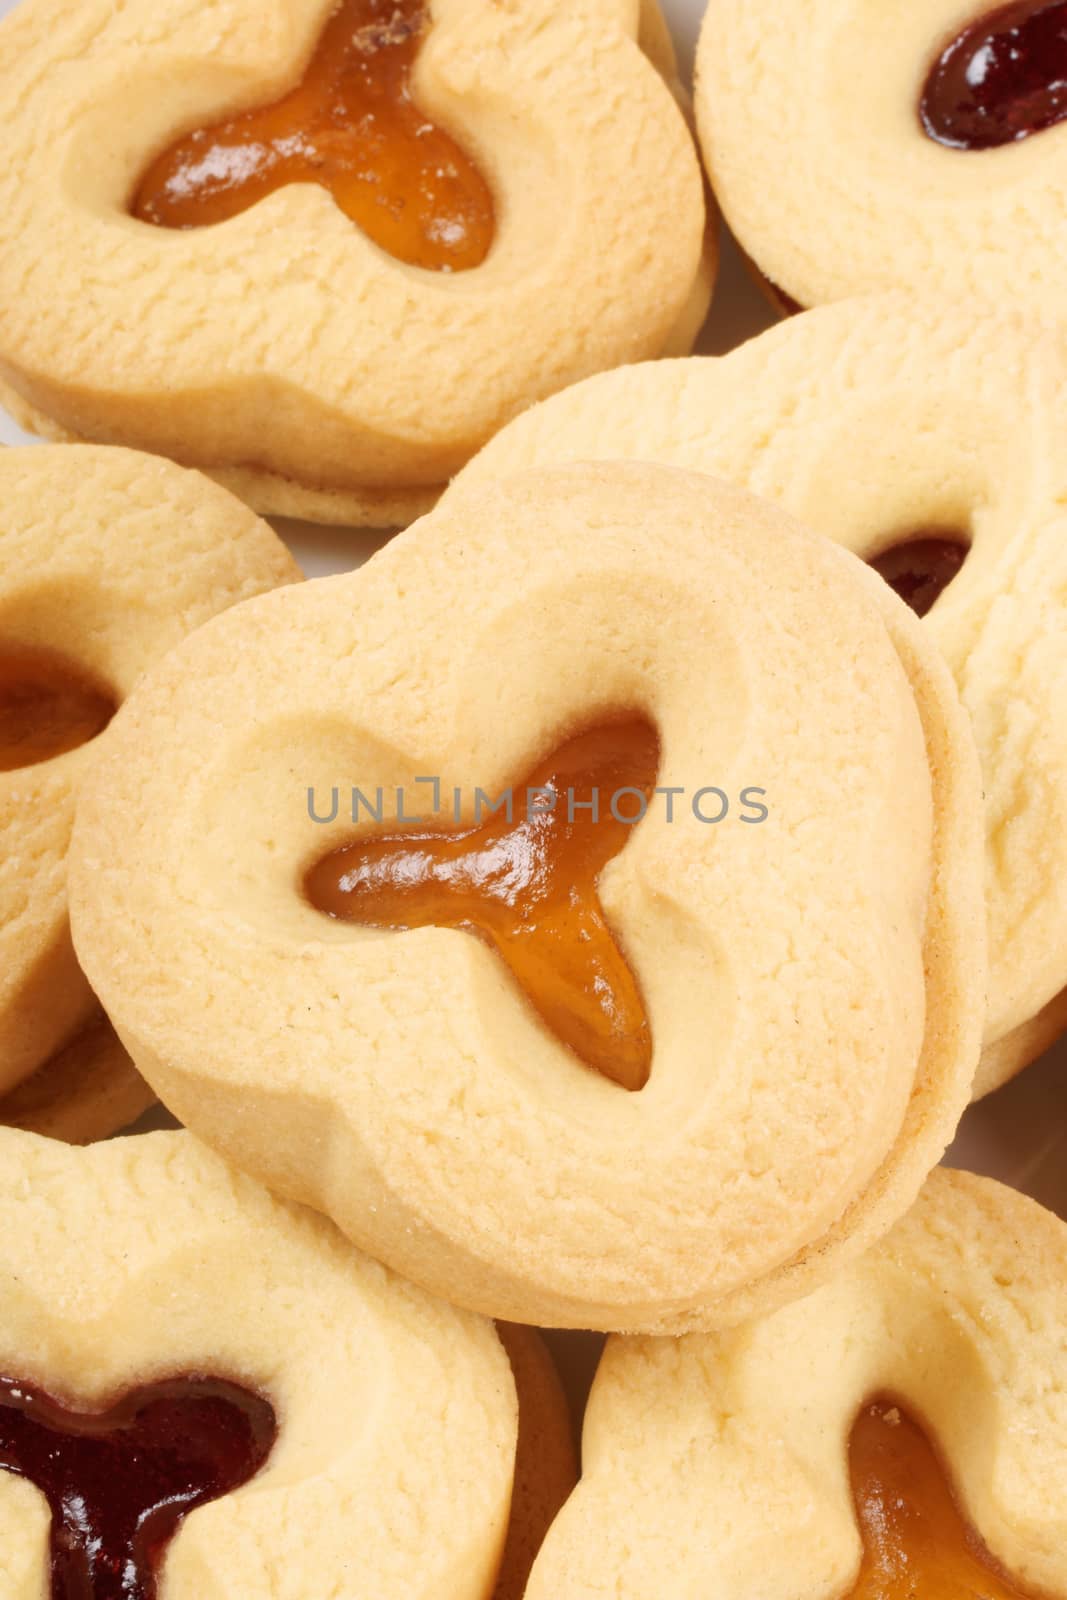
xmin=0 ymin=0 xmax=1064 ymax=1220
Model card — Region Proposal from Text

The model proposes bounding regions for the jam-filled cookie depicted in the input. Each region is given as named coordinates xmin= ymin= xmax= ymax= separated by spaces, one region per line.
xmin=452 ymin=296 xmax=1067 ymax=1095
xmin=0 ymin=1016 xmax=149 ymax=1146
xmin=0 ymin=0 xmax=709 ymax=527
xmin=525 ymin=1167 xmax=1067 ymax=1597
xmin=68 ymin=464 xmax=986 ymax=1332
xmin=694 ymin=0 xmax=1067 ymax=315
xmin=0 ymin=444 xmax=298 ymax=1141
xmin=0 ymin=1127 xmax=574 ymax=1599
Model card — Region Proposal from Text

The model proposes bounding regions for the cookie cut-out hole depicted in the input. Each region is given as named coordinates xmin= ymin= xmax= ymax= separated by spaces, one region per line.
xmin=0 ymin=1374 xmax=276 ymax=1600
xmin=132 ymin=0 xmax=495 ymax=272
xmin=849 ymin=1398 xmax=1029 ymax=1598
xmin=0 ymin=642 xmax=116 ymax=772
xmin=920 ymin=0 xmax=1067 ymax=150
xmin=868 ymin=533 xmax=969 ymax=618
xmin=305 ymin=717 xmax=658 ymax=1090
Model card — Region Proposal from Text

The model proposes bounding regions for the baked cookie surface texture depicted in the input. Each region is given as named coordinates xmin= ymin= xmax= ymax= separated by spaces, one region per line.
xmin=0 ymin=444 xmax=299 ymax=1140
xmin=694 ymin=0 xmax=1067 ymax=315
xmin=452 ymin=296 xmax=1067 ymax=1093
xmin=0 ymin=0 xmax=708 ymax=525
xmin=69 ymin=463 xmax=986 ymax=1333
xmin=526 ymin=1168 xmax=1067 ymax=1599
xmin=0 ymin=1127 xmax=532 ymax=1600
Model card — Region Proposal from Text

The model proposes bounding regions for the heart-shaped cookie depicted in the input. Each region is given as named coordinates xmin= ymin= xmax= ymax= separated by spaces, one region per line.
xmin=0 ymin=0 xmax=710 ymax=526
xmin=0 ymin=1129 xmax=573 ymax=1599
xmin=525 ymin=1168 xmax=1067 ymax=1597
xmin=69 ymin=463 xmax=986 ymax=1332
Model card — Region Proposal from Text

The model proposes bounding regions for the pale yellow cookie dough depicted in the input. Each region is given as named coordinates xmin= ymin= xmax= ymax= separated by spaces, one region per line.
xmin=0 ymin=1011 xmax=152 ymax=1144
xmin=0 ymin=0 xmax=708 ymax=526
xmin=451 ymin=296 xmax=1067 ymax=1094
xmin=693 ymin=0 xmax=1067 ymax=316
xmin=70 ymin=464 xmax=986 ymax=1332
xmin=526 ymin=1167 xmax=1067 ymax=1598
xmin=0 ymin=444 xmax=299 ymax=1137
xmin=0 ymin=1128 xmax=520 ymax=1600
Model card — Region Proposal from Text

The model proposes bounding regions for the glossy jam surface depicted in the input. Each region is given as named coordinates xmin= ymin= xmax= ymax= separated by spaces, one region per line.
xmin=306 ymin=718 xmax=659 ymax=1090
xmin=849 ymin=1400 xmax=1029 ymax=1599
xmin=0 ymin=644 xmax=115 ymax=773
xmin=0 ymin=1374 xmax=276 ymax=1600
xmin=921 ymin=0 xmax=1067 ymax=149
xmin=869 ymin=535 xmax=968 ymax=618
xmin=132 ymin=0 xmax=494 ymax=271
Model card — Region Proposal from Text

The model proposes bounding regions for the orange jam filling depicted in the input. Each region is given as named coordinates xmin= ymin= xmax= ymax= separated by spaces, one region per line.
xmin=0 ymin=643 xmax=115 ymax=773
xmin=849 ymin=1400 xmax=1031 ymax=1599
xmin=305 ymin=718 xmax=659 ymax=1090
xmin=132 ymin=0 xmax=494 ymax=272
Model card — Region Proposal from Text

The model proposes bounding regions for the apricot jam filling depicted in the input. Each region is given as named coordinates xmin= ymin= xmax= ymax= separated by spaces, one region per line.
xmin=132 ymin=0 xmax=495 ymax=272
xmin=869 ymin=534 xmax=969 ymax=618
xmin=0 ymin=1374 xmax=276 ymax=1600
xmin=849 ymin=1400 xmax=1030 ymax=1599
xmin=306 ymin=717 xmax=659 ymax=1091
xmin=0 ymin=643 xmax=115 ymax=773
xmin=921 ymin=1 xmax=1067 ymax=150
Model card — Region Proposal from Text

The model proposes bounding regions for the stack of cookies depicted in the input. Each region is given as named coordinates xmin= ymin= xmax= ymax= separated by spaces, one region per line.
xmin=0 ymin=0 xmax=1065 ymax=1595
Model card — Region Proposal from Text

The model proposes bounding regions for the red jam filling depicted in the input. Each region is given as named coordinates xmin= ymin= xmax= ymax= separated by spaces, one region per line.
xmin=0 ymin=643 xmax=115 ymax=773
xmin=132 ymin=0 xmax=494 ymax=271
xmin=849 ymin=1400 xmax=1030 ymax=1598
xmin=869 ymin=535 xmax=968 ymax=618
xmin=921 ymin=1 xmax=1067 ymax=150
xmin=0 ymin=1374 xmax=276 ymax=1600
xmin=305 ymin=717 xmax=658 ymax=1091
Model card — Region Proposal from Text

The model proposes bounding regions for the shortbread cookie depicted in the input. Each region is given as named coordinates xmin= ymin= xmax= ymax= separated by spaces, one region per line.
xmin=0 ymin=444 xmax=299 ymax=1139
xmin=526 ymin=1168 xmax=1067 ymax=1598
xmin=0 ymin=1010 xmax=152 ymax=1145
xmin=69 ymin=464 xmax=986 ymax=1332
xmin=694 ymin=0 xmax=1067 ymax=316
xmin=452 ymin=296 xmax=1067 ymax=1094
xmin=0 ymin=0 xmax=709 ymax=527
xmin=0 ymin=1127 xmax=549 ymax=1599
